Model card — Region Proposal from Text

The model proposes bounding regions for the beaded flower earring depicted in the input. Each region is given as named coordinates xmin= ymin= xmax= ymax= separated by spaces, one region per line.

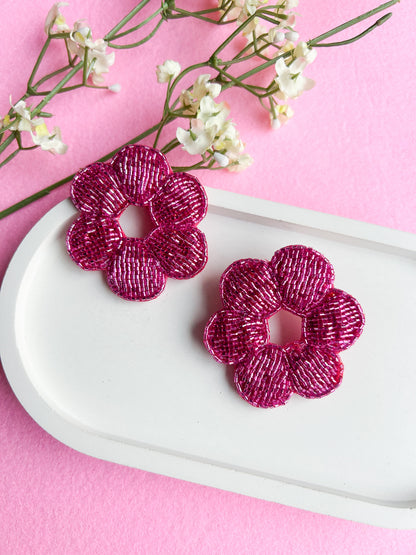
xmin=204 ymin=245 xmax=364 ymax=408
xmin=66 ymin=144 xmax=208 ymax=300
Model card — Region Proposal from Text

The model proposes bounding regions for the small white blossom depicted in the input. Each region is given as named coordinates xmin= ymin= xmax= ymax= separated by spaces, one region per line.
xmin=213 ymin=152 xmax=229 ymax=167
xmin=213 ymin=120 xmax=244 ymax=155
xmin=285 ymin=30 xmax=299 ymax=42
xmin=179 ymin=75 xmax=222 ymax=116
xmin=274 ymin=57 xmax=315 ymax=100
xmin=179 ymin=90 xmax=198 ymax=115
xmin=177 ymin=86 xmax=251 ymax=171
xmin=242 ymin=18 xmax=268 ymax=44
xmin=281 ymin=0 xmax=298 ymax=9
xmin=9 ymin=99 xmax=43 ymax=132
xmin=69 ymin=22 xmax=115 ymax=85
xmin=269 ymin=28 xmax=285 ymax=43
xmin=294 ymin=42 xmax=317 ymax=64
xmin=241 ymin=0 xmax=267 ymax=17
xmin=192 ymin=74 xmax=221 ymax=101
xmin=270 ymin=103 xmax=294 ymax=129
xmin=156 ymin=60 xmax=181 ymax=83
xmin=30 ymin=122 xmax=67 ymax=154
xmin=276 ymin=0 xmax=297 ymax=27
xmin=227 ymin=153 xmax=253 ymax=172
xmin=218 ymin=0 xmax=242 ymax=21
xmin=108 ymin=83 xmax=121 ymax=93
xmin=88 ymin=40 xmax=115 ymax=84
xmin=176 ymin=120 xmax=216 ymax=156
xmin=44 ymin=2 xmax=70 ymax=34
xmin=197 ymin=96 xmax=230 ymax=131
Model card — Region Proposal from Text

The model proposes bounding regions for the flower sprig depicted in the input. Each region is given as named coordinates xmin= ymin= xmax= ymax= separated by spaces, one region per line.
xmin=147 ymin=0 xmax=398 ymax=171
xmin=0 ymin=1 xmax=240 ymax=169
xmin=0 ymin=0 xmax=400 ymax=220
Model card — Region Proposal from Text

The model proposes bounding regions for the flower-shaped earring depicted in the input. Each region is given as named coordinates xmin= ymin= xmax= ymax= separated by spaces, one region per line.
xmin=67 ymin=145 xmax=208 ymax=300
xmin=204 ymin=245 xmax=365 ymax=408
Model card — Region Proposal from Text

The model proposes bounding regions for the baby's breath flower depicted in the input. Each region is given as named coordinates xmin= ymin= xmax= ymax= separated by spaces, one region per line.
xmin=156 ymin=60 xmax=181 ymax=83
xmin=217 ymin=0 xmax=241 ymax=21
xmin=274 ymin=56 xmax=315 ymax=100
xmin=197 ymin=96 xmax=230 ymax=131
xmin=227 ymin=153 xmax=253 ymax=172
xmin=294 ymin=42 xmax=317 ymax=64
xmin=240 ymin=0 xmax=267 ymax=18
xmin=285 ymin=30 xmax=299 ymax=42
xmin=179 ymin=74 xmax=222 ymax=116
xmin=192 ymin=74 xmax=221 ymax=101
xmin=176 ymin=88 xmax=251 ymax=172
xmin=69 ymin=22 xmax=115 ymax=85
xmin=270 ymin=103 xmax=294 ymax=129
xmin=108 ymin=83 xmax=121 ymax=93
xmin=269 ymin=28 xmax=285 ymax=43
xmin=213 ymin=151 xmax=229 ymax=167
xmin=179 ymin=90 xmax=198 ymax=115
xmin=280 ymin=0 xmax=299 ymax=10
xmin=9 ymin=99 xmax=43 ymax=132
xmin=44 ymin=2 xmax=70 ymax=35
xmin=242 ymin=18 xmax=268 ymax=45
xmin=176 ymin=119 xmax=216 ymax=155
xmin=30 ymin=122 xmax=67 ymax=154
xmin=213 ymin=120 xmax=244 ymax=155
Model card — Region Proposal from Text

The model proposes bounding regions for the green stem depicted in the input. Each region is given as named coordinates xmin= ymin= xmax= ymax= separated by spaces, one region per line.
xmin=31 ymin=63 xmax=75 ymax=91
xmin=31 ymin=84 xmax=84 ymax=96
xmin=160 ymin=138 xmax=179 ymax=154
xmin=308 ymin=0 xmax=399 ymax=46
xmin=0 ymin=148 xmax=19 ymax=168
xmin=110 ymin=7 xmax=163 ymax=40
xmin=312 ymin=13 xmax=392 ymax=47
xmin=0 ymin=133 xmax=16 ymax=156
xmin=32 ymin=62 xmax=83 ymax=116
xmin=218 ymin=1 xmax=235 ymax=23
xmin=211 ymin=11 xmax=260 ymax=58
xmin=82 ymin=47 xmax=90 ymax=84
xmin=107 ymin=18 xmax=164 ymax=49
xmin=0 ymin=122 xmax=161 ymax=220
xmin=215 ymin=67 xmax=265 ymax=96
xmin=104 ymin=0 xmax=152 ymax=40
xmin=27 ymin=37 xmax=51 ymax=88
xmin=64 ymin=38 xmax=75 ymax=65
xmin=169 ymin=7 xmax=225 ymax=24
xmin=171 ymin=160 xmax=207 ymax=172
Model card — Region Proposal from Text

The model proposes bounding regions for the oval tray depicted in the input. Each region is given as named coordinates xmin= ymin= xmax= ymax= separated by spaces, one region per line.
xmin=1 ymin=187 xmax=416 ymax=529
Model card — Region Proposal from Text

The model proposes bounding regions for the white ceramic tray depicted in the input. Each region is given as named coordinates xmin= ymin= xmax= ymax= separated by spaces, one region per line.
xmin=1 ymin=187 xmax=416 ymax=529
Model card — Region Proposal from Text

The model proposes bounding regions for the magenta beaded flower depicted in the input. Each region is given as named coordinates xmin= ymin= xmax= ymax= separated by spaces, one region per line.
xmin=66 ymin=145 xmax=208 ymax=300
xmin=204 ymin=245 xmax=365 ymax=408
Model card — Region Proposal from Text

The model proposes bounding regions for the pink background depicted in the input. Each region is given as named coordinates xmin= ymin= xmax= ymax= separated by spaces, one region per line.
xmin=1 ymin=0 xmax=416 ymax=552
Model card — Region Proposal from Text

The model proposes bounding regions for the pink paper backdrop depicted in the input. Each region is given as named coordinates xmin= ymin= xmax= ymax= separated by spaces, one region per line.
xmin=1 ymin=1 xmax=416 ymax=552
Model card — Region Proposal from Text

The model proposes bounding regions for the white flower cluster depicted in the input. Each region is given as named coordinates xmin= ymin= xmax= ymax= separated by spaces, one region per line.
xmin=5 ymin=99 xmax=67 ymax=154
xmin=176 ymin=93 xmax=252 ymax=171
xmin=219 ymin=0 xmax=299 ymax=45
xmin=217 ymin=1 xmax=316 ymax=129
xmin=156 ymin=60 xmax=182 ymax=83
xmin=153 ymin=62 xmax=252 ymax=171
xmin=218 ymin=0 xmax=267 ymax=21
xmin=45 ymin=3 xmax=115 ymax=86
xmin=270 ymin=41 xmax=316 ymax=127
xmin=274 ymin=42 xmax=316 ymax=100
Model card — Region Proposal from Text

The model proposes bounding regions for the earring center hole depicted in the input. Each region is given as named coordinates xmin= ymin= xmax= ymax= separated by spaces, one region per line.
xmin=267 ymin=310 xmax=303 ymax=347
xmin=119 ymin=205 xmax=155 ymax=239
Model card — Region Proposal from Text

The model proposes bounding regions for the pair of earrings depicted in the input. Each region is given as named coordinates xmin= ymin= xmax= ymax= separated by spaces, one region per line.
xmin=66 ymin=145 xmax=364 ymax=409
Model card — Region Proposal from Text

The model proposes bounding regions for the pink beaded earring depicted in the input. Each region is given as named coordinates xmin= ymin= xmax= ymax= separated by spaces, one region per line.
xmin=204 ymin=245 xmax=365 ymax=408
xmin=66 ymin=144 xmax=208 ymax=301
